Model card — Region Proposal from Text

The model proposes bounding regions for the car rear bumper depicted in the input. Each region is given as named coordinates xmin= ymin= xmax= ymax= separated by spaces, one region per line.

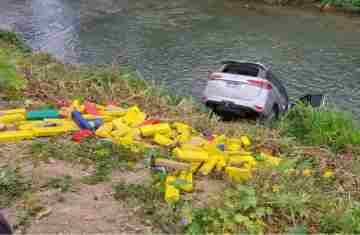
xmin=205 ymin=100 xmax=260 ymax=117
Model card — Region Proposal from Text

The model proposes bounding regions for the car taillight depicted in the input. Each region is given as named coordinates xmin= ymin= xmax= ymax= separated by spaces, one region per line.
xmin=247 ymin=79 xmax=272 ymax=90
xmin=254 ymin=105 xmax=264 ymax=112
xmin=208 ymin=73 xmax=223 ymax=80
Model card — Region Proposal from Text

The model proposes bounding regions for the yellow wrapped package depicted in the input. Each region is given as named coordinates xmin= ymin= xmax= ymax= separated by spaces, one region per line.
xmin=180 ymin=144 xmax=204 ymax=151
xmin=173 ymin=147 xmax=209 ymax=162
xmin=70 ymin=100 xmax=84 ymax=112
xmin=112 ymin=128 xmax=131 ymax=140
xmin=32 ymin=126 xmax=72 ymax=137
xmin=203 ymin=142 xmax=223 ymax=156
xmin=240 ymin=136 xmax=251 ymax=147
xmin=95 ymin=122 xmax=113 ymax=138
xmin=140 ymin=123 xmax=171 ymax=137
xmin=117 ymin=133 xmax=134 ymax=146
xmin=213 ymin=134 xmax=226 ymax=145
xmin=99 ymin=107 xmax=126 ymax=117
xmin=225 ymin=150 xmax=253 ymax=156
xmin=228 ymin=155 xmax=257 ymax=168
xmin=18 ymin=121 xmax=43 ymax=131
xmin=112 ymin=118 xmax=128 ymax=130
xmin=45 ymin=119 xmax=79 ymax=131
xmin=165 ymin=176 xmax=180 ymax=203
xmin=173 ymin=122 xmax=191 ymax=133
xmin=225 ymin=166 xmax=252 ymax=182
xmin=260 ymin=152 xmax=281 ymax=167
xmin=0 ymin=114 xmax=25 ymax=124
xmin=225 ymin=138 xmax=242 ymax=151
xmin=18 ymin=120 xmax=78 ymax=132
xmin=153 ymin=134 xmax=173 ymax=146
xmin=226 ymin=143 xmax=241 ymax=151
xmin=176 ymin=132 xmax=191 ymax=143
xmin=83 ymin=114 xmax=113 ymax=122
xmin=95 ymin=104 xmax=106 ymax=111
xmin=0 ymin=130 xmax=34 ymax=142
xmin=186 ymin=136 xmax=207 ymax=147
xmin=215 ymin=155 xmax=227 ymax=171
xmin=191 ymin=162 xmax=202 ymax=173
xmin=115 ymin=128 xmax=140 ymax=146
xmin=198 ymin=155 xmax=219 ymax=175
xmin=123 ymin=106 xmax=146 ymax=127
xmin=178 ymin=171 xmax=193 ymax=192
xmin=0 ymin=109 xmax=26 ymax=116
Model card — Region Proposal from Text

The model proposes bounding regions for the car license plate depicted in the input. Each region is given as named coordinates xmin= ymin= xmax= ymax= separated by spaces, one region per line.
xmin=226 ymin=81 xmax=241 ymax=88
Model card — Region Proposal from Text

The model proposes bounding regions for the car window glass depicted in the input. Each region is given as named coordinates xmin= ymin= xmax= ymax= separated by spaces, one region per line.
xmin=223 ymin=63 xmax=259 ymax=77
xmin=266 ymin=71 xmax=289 ymax=101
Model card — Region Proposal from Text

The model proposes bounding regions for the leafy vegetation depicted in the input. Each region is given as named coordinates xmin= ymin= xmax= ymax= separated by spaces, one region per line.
xmin=0 ymin=30 xmax=31 ymax=54
xmin=279 ymin=103 xmax=360 ymax=151
xmin=320 ymin=202 xmax=360 ymax=233
xmin=0 ymin=167 xmax=30 ymax=207
xmin=321 ymin=0 xmax=360 ymax=7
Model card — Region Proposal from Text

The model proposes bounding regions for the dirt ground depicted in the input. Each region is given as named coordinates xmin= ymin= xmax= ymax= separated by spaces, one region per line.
xmin=0 ymin=141 xmax=226 ymax=233
xmin=0 ymin=142 xmax=154 ymax=233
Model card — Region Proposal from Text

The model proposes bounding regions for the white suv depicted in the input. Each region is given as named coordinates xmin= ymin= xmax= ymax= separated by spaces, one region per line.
xmin=202 ymin=61 xmax=289 ymax=121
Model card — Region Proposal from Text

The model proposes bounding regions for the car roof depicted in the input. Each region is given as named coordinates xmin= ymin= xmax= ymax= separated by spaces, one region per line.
xmin=221 ymin=60 xmax=269 ymax=71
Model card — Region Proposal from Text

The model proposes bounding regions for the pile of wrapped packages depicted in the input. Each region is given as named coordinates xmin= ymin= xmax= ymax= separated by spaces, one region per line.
xmin=0 ymin=100 xmax=281 ymax=203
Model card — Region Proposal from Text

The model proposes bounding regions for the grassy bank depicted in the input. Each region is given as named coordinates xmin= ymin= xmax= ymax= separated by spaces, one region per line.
xmin=247 ymin=0 xmax=360 ymax=13
xmin=1 ymin=30 xmax=360 ymax=234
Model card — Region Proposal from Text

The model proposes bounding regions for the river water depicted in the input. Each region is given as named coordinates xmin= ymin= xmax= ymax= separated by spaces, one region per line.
xmin=1 ymin=0 xmax=360 ymax=115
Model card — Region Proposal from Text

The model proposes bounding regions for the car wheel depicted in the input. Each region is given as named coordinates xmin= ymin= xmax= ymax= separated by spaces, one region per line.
xmin=259 ymin=105 xmax=279 ymax=124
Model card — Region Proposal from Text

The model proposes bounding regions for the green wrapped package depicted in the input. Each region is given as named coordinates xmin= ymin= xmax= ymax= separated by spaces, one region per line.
xmin=26 ymin=109 xmax=60 ymax=120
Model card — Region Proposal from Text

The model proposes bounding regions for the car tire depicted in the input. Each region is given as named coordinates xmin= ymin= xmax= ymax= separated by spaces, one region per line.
xmin=259 ymin=105 xmax=279 ymax=124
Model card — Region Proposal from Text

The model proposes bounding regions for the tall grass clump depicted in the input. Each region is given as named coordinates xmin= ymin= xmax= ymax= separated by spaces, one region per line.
xmin=279 ymin=103 xmax=360 ymax=151
xmin=0 ymin=30 xmax=30 ymax=91
xmin=0 ymin=30 xmax=31 ymax=54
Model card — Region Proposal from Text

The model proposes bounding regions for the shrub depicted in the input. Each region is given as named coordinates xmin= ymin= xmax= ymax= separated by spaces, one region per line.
xmin=279 ymin=104 xmax=360 ymax=151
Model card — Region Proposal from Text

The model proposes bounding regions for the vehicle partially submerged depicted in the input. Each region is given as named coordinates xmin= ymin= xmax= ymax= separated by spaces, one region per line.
xmin=202 ymin=60 xmax=325 ymax=121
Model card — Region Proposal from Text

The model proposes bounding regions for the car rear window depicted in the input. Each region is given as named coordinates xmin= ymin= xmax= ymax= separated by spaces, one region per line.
xmin=222 ymin=63 xmax=259 ymax=77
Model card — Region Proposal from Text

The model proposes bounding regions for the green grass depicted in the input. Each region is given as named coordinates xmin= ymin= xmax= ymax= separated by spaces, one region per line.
xmin=0 ymin=30 xmax=30 ymax=91
xmin=279 ymin=103 xmax=360 ymax=151
xmin=0 ymin=47 xmax=27 ymax=90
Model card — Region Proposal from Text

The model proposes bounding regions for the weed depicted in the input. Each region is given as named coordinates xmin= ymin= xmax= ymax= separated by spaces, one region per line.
xmin=13 ymin=192 xmax=43 ymax=233
xmin=185 ymin=185 xmax=271 ymax=234
xmin=46 ymin=175 xmax=74 ymax=193
xmin=0 ymin=167 xmax=29 ymax=207
xmin=320 ymin=202 xmax=360 ymax=233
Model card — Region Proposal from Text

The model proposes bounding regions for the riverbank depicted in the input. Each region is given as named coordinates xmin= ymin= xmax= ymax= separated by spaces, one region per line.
xmin=1 ymin=30 xmax=360 ymax=234
xmin=243 ymin=0 xmax=360 ymax=14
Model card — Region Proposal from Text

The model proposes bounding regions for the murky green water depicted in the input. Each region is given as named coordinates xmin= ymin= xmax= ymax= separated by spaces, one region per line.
xmin=1 ymin=0 xmax=360 ymax=115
